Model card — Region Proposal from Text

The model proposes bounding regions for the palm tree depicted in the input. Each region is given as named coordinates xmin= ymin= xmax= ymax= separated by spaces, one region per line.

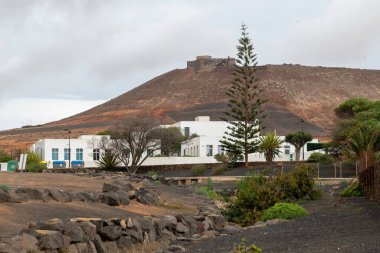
xmin=259 ymin=132 xmax=284 ymax=163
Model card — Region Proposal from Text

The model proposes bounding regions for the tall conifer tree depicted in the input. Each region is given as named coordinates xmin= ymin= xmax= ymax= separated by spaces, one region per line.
xmin=220 ymin=23 xmax=265 ymax=167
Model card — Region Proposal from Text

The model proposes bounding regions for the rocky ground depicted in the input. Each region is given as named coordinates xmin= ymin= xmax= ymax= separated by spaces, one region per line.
xmin=0 ymin=172 xmax=379 ymax=253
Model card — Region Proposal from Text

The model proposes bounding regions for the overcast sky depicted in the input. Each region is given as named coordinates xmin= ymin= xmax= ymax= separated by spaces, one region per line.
xmin=0 ymin=0 xmax=379 ymax=130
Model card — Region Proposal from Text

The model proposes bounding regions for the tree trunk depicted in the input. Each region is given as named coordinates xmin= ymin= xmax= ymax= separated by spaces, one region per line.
xmin=244 ymin=151 xmax=249 ymax=167
xmin=295 ymin=148 xmax=301 ymax=161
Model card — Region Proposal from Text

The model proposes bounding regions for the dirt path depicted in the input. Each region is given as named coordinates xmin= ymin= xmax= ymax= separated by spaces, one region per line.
xmin=180 ymin=198 xmax=380 ymax=253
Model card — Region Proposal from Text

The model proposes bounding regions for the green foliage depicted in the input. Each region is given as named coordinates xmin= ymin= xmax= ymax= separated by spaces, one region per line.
xmin=156 ymin=127 xmax=186 ymax=156
xmin=259 ymin=132 xmax=283 ymax=163
xmin=308 ymin=189 xmax=323 ymax=200
xmin=97 ymin=130 xmax=112 ymax=135
xmin=307 ymin=152 xmax=334 ymax=163
xmin=146 ymin=170 xmax=161 ymax=177
xmin=97 ymin=151 xmax=119 ymax=171
xmin=214 ymin=152 xmax=243 ymax=168
xmin=193 ymin=178 xmax=218 ymax=200
xmin=0 ymin=150 xmax=12 ymax=162
xmin=261 ymin=203 xmax=307 ymax=221
xmin=335 ymin=97 xmax=374 ymax=119
xmin=0 ymin=184 xmax=9 ymax=192
xmin=26 ymin=152 xmax=43 ymax=165
xmin=285 ymin=131 xmax=313 ymax=161
xmin=192 ymin=164 xmax=207 ymax=176
xmin=223 ymin=164 xmax=317 ymax=226
xmin=220 ymin=23 xmax=266 ymax=166
xmin=339 ymin=183 xmax=365 ymax=197
xmin=26 ymin=162 xmax=46 ymax=173
xmin=230 ymin=239 xmax=262 ymax=253
xmin=212 ymin=164 xmax=226 ymax=176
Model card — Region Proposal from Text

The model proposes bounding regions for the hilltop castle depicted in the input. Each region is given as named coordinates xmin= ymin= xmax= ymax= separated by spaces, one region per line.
xmin=187 ymin=55 xmax=235 ymax=71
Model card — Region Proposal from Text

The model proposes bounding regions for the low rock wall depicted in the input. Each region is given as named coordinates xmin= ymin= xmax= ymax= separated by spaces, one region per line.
xmin=0 ymin=213 xmax=226 ymax=253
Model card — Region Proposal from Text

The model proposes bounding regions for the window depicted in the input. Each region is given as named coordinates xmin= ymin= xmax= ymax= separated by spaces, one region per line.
xmin=64 ymin=148 xmax=71 ymax=160
xmin=217 ymin=145 xmax=224 ymax=154
xmin=284 ymin=145 xmax=290 ymax=155
xmin=206 ymin=145 xmax=213 ymax=157
xmin=184 ymin=127 xmax=190 ymax=138
xmin=52 ymin=148 xmax=59 ymax=160
xmin=93 ymin=149 xmax=100 ymax=161
xmin=147 ymin=149 xmax=154 ymax=157
xmin=76 ymin=148 xmax=83 ymax=160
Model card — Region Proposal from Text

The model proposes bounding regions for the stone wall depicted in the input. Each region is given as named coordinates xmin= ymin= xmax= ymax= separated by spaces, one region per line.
xmin=0 ymin=213 xmax=226 ymax=253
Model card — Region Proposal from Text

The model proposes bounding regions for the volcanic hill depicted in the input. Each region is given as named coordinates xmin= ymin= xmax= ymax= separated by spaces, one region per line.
xmin=1 ymin=55 xmax=380 ymax=151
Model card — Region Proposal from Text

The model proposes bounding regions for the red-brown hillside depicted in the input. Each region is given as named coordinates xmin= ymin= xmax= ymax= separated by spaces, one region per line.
xmin=1 ymin=56 xmax=380 ymax=151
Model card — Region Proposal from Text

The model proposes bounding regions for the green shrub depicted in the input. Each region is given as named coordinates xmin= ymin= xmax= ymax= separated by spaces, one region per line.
xmin=262 ymin=203 xmax=307 ymax=221
xmin=0 ymin=184 xmax=9 ymax=192
xmin=192 ymin=165 xmax=206 ymax=176
xmin=308 ymin=189 xmax=323 ymax=200
xmin=27 ymin=152 xmax=43 ymax=165
xmin=97 ymin=152 xmax=119 ymax=171
xmin=339 ymin=183 xmax=365 ymax=197
xmin=26 ymin=162 xmax=46 ymax=173
xmin=307 ymin=152 xmax=334 ymax=163
xmin=230 ymin=239 xmax=262 ymax=253
xmin=147 ymin=170 xmax=160 ymax=177
xmin=212 ymin=164 xmax=226 ymax=176
xmin=223 ymin=164 xmax=317 ymax=226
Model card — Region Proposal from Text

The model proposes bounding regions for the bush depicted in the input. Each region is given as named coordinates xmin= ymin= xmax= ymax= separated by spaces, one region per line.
xmin=223 ymin=164 xmax=317 ymax=226
xmin=308 ymin=189 xmax=323 ymax=200
xmin=146 ymin=170 xmax=160 ymax=177
xmin=230 ymin=239 xmax=262 ymax=253
xmin=98 ymin=152 xmax=119 ymax=171
xmin=307 ymin=152 xmax=334 ymax=163
xmin=339 ymin=183 xmax=365 ymax=197
xmin=0 ymin=184 xmax=9 ymax=192
xmin=262 ymin=203 xmax=307 ymax=221
xmin=192 ymin=165 xmax=206 ymax=176
xmin=212 ymin=164 xmax=226 ymax=176
xmin=26 ymin=162 xmax=46 ymax=173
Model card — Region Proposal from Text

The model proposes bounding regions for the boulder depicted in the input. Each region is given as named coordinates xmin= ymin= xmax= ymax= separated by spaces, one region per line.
xmin=136 ymin=189 xmax=157 ymax=205
xmin=176 ymin=215 xmax=197 ymax=236
xmin=77 ymin=192 xmax=99 ymax=203
xmin=0 ymin=189 xmax=11 ymax=202
xmin=0 ymin=233 xmax=41 ymax=253
xmin=75 ymin=242 xmax=89 ymax=253
xmin=38 ymin=218 xmax=65 ymax=232
xmin=115 ymin=191 xmax=130 ymax=205
xmin=122 ymin=229 xmax=143 ymax=243
xmin=207 ymin=215 xmax=225 ymax=230
xmin=99 ymin=225 xmax=121 ymax=241
xmin=176 ymin=222 xmax=189 ymax=234
xmin=102 ymin=183 xmax=121 ymax=193
xmin=116 ymin=236 xmax=133 ymax=249
xmin=78 ymin=222 xmax=97 ymax=241
xmin=104 ymin=241 xmax=119 ymax=253
xmin=15 ymin=188 xmax=46 ymax=201
xmin=92 ymin=234 xmax=107 ymax=253
xmin=159 ymin=215 xmax=177 ymax=233
xmin=63 ymin=222 xmax=85 ymax=243
xmin=99 ymin=192 xmax=120 ymax=206
xmin=134 ymin=218 xmax=156 ymax=241
xmin=35 ymin=230 xmax=64 ymax=250
xmin=87 ymin=240 xmax=97 ymax=253
xmin=253 ymin=221 xmax=266 ymax=228
xmin=68 ymin=244 xmax=79 ymax=253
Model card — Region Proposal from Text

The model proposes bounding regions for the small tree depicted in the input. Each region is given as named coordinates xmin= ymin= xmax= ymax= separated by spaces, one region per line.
xmin=111 ymin=117 xmax=161 ymax=174
xmin=220 ymin=23 xmax=266 ymax=167
xmin=285 ymin=131 xmax=313 ymax=161
xmin=259 ymin=132 xmax=283 ymax=163
xmin=156 ymin=127 xmax=186 ymax=156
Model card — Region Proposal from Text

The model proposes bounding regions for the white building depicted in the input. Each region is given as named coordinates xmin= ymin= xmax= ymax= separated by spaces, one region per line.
xmin=172 ymin=116 xmax=319 ymax=162
xmin=31 ymin=135 xmax=110 ymax=169
xmin=30 ymin=116 xmax=322 ymax=168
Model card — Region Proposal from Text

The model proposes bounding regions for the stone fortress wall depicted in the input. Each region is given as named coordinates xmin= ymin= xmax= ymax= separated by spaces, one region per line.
xmin=187 ymin=55 xmax=235 ymax=71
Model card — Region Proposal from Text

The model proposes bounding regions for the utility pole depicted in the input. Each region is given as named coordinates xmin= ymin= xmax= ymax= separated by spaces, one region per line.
xmin=64 ymin=129 xmax=71 ymax=168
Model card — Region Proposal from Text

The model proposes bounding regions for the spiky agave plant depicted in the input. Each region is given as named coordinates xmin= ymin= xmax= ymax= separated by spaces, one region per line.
xmin=259 ymin=132 xmax=283 ymax=163
xmin=97 ymin=151 xmax=119 ymax=171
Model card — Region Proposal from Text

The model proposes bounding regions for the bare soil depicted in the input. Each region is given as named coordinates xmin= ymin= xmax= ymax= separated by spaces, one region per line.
xmin=180 ymin=197 xmax=380 ymax=253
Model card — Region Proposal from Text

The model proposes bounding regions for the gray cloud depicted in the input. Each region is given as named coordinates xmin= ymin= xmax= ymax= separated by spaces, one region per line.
xmin=0 ymin=0 xmax=378 ymax=129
